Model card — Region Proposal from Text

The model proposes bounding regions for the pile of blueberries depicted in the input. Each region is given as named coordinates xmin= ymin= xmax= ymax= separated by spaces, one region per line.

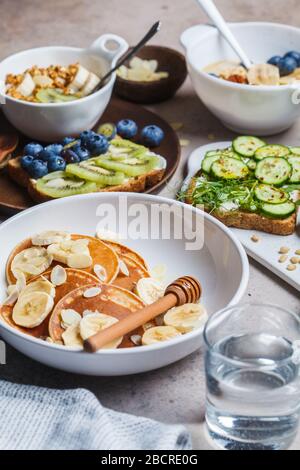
xmin=20 ymin=119 xmax=164 ymax=179
xmin=268 ymin=50 xmax=300 ymax=76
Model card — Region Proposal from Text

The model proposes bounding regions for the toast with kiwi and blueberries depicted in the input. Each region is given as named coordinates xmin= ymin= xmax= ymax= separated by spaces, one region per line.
xmin=7 ymin=120 xmax=167 ymax=203
xmin=180 ymin=136 xmax=300 ymax=236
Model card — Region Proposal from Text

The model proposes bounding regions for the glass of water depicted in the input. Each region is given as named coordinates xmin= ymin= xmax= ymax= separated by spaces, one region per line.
xmin=204 ymin=303 xmax=300 ymax=450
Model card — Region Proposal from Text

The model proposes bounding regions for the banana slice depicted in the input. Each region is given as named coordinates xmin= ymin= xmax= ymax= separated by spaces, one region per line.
xmin=20 ymin=279 xmax=56 ymax=299
xmin=62 ymin=322 xmax=83 ymax=347
xmin=47 ymin=239 xmax=92 ymax=268
xmin=16 ymin=72 xmax=35 ymax=97
xmin=80 ymin=72 xmax=100 ymax=97
xmin=61 ymin=308 xmax=81 ymax=329
xmin=11 ymin=247 xmax=53 ymax=280
xmin=164 ymin=303 xmax=207 ymax=333
xmin=134 ymin=277 xmax=164 ymax=304
xmin=79 ymin=312 xmax=122 ymax=348
xmin=247 ymin=63 xmax=280 ymax=86
xmin=31 ymin=230 xmax=71 ymax=246
xmin=12 ymin=291 xmax=54 ymax=328
xmin=68 ymin=65 xmax=90 ymax=93
xmin=142 ymin=326 xmax=181 ymax=345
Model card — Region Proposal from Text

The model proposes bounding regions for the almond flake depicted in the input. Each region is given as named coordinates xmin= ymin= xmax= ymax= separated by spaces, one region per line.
xmin=3 ymin=288 xmax=19 ymax=306
xmin=179 ymin=139 xmax=190 ymax=147
xmin=93 ymin=264 xmax=107 ymax=282
xmin=119 ymin=259 xmax=129 ymax=277
xmin=50 ymin=265 xmax=67 ymax=286
xmin=170 ymin=122 xmax=183 ymax=131
xmin=131 ymin=334 xmax=142 ymax=346
xmin=61 ymin=308 xmax=81 ymax=327
xmin=83 ymin=286 xmax=101 ymax=298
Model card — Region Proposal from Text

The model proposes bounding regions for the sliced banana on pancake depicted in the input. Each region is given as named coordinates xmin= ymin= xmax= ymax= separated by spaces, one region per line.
xmin=11 ymin=247 xmax=53 ymax=281
xmin=31 ymin=230 xmax=71 ymax=246
xmin=12 ymin=291 xmax=54 ymax=328
xmin=47 ymin=239 xmax=92 ymax=268
xmin=142 ymin=326 xmax=181 ymax=345
xmin=62 ymin=322 xmax=83 ymax=347
xmin=19 ymin=278 xmax=56 ymax=299
xmin=79 ymin=312 xmax=122 ymax=349
xmin=164 ymin=303 xmax=207 ymax=333
xmin=61 ymin=308 xmax=81 ymax=329
xmin=134 ymin=277 xmax=164 ymax=304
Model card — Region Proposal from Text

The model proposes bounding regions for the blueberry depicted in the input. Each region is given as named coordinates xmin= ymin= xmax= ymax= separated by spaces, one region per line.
xmin=80 ymin=130 xmax=97 ymax=146
xmin=20 ymin=155 xmax=35 ymax=170
xmin=116 ymin=119 xmax=138 ymax=139
xmin=141 ymin=125 xmax=164 ymax=147
xmin=87 ymin=134 xmax=109 ymax=156
xmin=38 ymin=148 xmax=57 ymax=162
xmin=23 ymin=142 xmax=43 ymax=157
xmin=27 ymin=159 xmax=48 ymax=179
xmin=284 ymin=51 xmax=300 ymax=67
xmin=97 ymin=122 xmax=117 ymax=140
xmin=62 ymin=136 xmax=76 ymax=146
xmin=267 ymin=55 xmax=282 ymax=67
xmin=72 ymin=144 xmax=90 ymax=161
xmin=45 ymin=143 xmax=63 ymax=155
xmin=278 ymin=56 xmax=297 ymax=76
xmin=61 ymin=148 xmax=81 ymax=163
xmin=48 ymin=155 xmax=66 ymax=172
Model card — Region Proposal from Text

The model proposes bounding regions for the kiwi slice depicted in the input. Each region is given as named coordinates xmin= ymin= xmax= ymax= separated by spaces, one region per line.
xmin=36 ymin=171 xmax=97 ymax=198
xmin=66 ymin=160 xmax=125 ymax=185
xmin=96 ymin=154 xmax=159 ymax=177
xmin=36 ymin=88 xmax=79 ymax=103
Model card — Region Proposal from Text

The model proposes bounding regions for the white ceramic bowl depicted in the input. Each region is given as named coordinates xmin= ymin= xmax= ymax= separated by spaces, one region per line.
xmin=0 ymin=34 xmax=128 ymax=141
xmin=181 ymin=22 xmax=300 ymax=135
xmin=0 ymin=193 xmax=248 ymax=375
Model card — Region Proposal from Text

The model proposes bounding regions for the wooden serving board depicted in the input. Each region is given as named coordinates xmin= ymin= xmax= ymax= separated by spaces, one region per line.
xmin=0 ymin=98 xmax=180 ymax=215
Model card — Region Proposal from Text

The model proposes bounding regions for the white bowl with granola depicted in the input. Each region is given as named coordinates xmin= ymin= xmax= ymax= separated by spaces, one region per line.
xmin=181 ymin=22 xmax=300 ymax=135
xmin=0 ymin=34 xmax=128 ymax=141
xmin=0 ymin=193 xmax=248 ymax=375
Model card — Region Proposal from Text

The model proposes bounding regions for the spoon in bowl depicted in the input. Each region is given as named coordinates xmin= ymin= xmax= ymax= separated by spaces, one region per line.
xmin=96 ymin=21 xmax=161 ymax=89
xmin=196 ymin=0 xmax=280 ymax=85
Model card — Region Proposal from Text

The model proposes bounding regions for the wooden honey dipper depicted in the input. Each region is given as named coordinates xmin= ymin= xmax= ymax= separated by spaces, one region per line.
xmin=84 ymin=276 xmax=202 ymax=353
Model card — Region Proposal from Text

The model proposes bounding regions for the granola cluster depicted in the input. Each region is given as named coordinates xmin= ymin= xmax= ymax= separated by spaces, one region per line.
xmin=5 ymin=63 xmax=79 ymax=102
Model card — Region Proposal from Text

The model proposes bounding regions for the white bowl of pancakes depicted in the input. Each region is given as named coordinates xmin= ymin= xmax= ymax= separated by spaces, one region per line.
xmin=0 ymin=193 xmax=248 ymax=375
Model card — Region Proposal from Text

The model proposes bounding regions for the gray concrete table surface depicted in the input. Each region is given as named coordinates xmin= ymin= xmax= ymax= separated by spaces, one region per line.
xmin=0 ymin=0 xmax=299 ymax=450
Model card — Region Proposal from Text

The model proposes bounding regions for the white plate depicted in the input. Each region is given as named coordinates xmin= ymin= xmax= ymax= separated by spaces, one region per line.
xmin=184 ymin=142 xmax=300 ymax=291
xmin=0 ymin=193 xmax=248 ymax=375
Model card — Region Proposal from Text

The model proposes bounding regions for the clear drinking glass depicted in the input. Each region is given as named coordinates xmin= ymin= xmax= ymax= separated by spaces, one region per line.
xmin=204 ymin=303 xmax=300 ymax=450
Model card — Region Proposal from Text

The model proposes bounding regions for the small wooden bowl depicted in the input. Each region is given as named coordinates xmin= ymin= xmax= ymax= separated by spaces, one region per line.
xmin=114 ymin=45 xmax=187 ymax=104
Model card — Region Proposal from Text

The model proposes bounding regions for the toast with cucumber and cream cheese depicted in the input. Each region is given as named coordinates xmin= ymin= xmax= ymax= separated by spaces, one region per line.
xmin=182 ymin=136 xmax=299 ymax=236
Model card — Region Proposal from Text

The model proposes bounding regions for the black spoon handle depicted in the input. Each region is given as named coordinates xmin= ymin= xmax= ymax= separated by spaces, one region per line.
xmin=98 ymin=21 xmax=161 ymax=87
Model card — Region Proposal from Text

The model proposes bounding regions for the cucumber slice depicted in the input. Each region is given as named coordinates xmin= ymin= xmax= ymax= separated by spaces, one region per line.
xmin=211 ymin=156 xmax=249 ymax=180
xmin=288 ymin=156 xmax=300 ymax=183
xmin=36 ymin=172 xmax=97 ymax=198
xmin=233 ymin=136 xmax=266 ymax=157
xmin=96 ymin=154 xmax=159 ymax=177
xmin=254 ymin=144 xmax=290 ymax=161
xmin=220 ymin=148 xmax=241 ymax=160
xmin=205 ymin=150 xmax=222 ymax=157
xmin=66 ymin=160 xmax=125 ymax=185
xmin=201 ymin=154 xmax=220 ymax=173
xmin=290 ymin=146 xmax=300 ymax=156
xmin=261 ymin=201 xmax=296 ymax=218
xmin=254 ymin=184 xmax=289 ymax=204
xmin=255 ymin=157 xmax=292 ymax=185
xmin=241 ymin=158 xmax=256 ymax=170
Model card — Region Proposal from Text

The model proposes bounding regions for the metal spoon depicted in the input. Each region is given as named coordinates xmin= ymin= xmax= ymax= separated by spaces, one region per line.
xmin=196 ymin=0 xmax=280 ymax=85
xmin=96 ymin=21 xmax=161 ymax=89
